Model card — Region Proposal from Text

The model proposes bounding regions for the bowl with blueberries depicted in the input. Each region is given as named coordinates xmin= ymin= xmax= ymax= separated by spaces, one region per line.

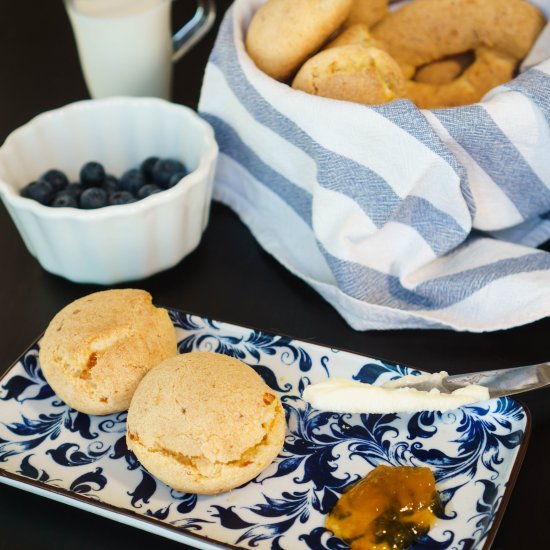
xmin=0 ymin=97 xmax=218 ymax=284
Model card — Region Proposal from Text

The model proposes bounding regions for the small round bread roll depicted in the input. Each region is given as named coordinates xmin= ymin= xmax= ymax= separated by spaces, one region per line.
xmin=246 ymin=0 xmax=353 ymax=81
xmin=292 ymin=44 xmax=406 ymax=105
xmin=39 ymin=289 xmax=177 ymax=415
xmin=126 ymin=352 xmax=286 ymax=495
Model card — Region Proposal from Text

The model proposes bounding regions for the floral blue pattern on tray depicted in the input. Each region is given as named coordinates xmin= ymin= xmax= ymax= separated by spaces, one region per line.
xmin=0 ymin=310 xmax=529 ymax=549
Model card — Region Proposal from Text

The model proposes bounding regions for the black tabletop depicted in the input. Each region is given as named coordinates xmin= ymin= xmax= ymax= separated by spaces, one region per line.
xmin=0 ymin=2 xmax=549 ymax=549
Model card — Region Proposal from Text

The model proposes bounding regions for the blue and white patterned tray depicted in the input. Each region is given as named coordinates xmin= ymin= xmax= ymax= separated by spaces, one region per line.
xmin=0 ymin=310 xmax=530 ymax=549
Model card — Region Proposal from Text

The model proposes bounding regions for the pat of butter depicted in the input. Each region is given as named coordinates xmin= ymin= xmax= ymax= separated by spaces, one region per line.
xmin=302 ymin=374 xmax=490 ymax=414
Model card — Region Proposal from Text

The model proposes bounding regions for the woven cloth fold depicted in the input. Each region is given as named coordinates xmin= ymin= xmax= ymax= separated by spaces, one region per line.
xmin=198 ymin=0 xmax=550 ymax=331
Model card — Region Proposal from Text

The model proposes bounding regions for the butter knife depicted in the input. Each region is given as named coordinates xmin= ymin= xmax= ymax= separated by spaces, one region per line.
xmin=383 ymin=362 xmax=550 ymax=399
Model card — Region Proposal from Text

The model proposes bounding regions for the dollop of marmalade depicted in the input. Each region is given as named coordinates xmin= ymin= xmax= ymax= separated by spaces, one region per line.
xmin=327 ymin=465 xmax=442 ymax=550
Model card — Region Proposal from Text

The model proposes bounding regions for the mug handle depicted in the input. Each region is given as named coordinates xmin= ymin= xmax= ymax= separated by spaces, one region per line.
xmin=172 ymin=0 xmax=216 ymax=62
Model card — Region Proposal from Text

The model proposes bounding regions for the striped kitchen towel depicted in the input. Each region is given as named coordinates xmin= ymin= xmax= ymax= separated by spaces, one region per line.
xmin=198 ymin=0 xmax=550 ymax=331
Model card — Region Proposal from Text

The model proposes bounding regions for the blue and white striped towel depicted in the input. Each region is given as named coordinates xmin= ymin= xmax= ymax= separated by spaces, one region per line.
xmin=198 ymin=0 xmax=550 ymax=331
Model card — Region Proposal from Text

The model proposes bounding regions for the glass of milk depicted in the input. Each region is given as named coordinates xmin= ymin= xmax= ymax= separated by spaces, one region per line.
xmin=64 ymin=0 xmax=216 ymax=99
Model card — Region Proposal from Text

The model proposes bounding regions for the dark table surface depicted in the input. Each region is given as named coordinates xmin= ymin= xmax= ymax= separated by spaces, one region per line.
xmin=0 ymin=2 xmax=549 ymax=549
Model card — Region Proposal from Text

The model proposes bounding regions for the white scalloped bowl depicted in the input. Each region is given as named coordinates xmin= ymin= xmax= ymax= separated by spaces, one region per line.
xmin=0 ymin=97 xmax=218 ymax=284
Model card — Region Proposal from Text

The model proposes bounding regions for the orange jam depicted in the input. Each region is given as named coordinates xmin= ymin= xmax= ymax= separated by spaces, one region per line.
xmin=326 ymin=465 xmax=442 ymax=550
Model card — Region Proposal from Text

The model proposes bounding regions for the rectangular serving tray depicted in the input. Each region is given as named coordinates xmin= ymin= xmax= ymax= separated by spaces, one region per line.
xmin=0 ymin=309 xmax=530 ymax=549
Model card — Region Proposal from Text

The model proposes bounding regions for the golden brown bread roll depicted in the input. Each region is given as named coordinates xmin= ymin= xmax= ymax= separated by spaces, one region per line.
xmin=126 ymin=352 xmax=286 ymax=494
xmin=39 ymin=289 xmax=177 ymax=415
xmin=246 ymin=0 xmax=353 ymax=81
xmin=292 ymin=44 xmax=406 ymax=105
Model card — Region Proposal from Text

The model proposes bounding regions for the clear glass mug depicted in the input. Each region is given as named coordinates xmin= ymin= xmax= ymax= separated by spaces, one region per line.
xmin=64 ymin=0 xmax=216 ymax=99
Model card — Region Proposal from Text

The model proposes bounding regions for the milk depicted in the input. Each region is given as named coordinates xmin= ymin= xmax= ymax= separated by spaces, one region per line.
xmin=65 ymin=0 xmax=173 ymax=99
xmin=73 ymin=0 xmax=162 ymax=17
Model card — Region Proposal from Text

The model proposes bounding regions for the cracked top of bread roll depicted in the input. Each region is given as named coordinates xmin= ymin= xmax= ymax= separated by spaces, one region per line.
xmin=126 ymin=351 xmax=286 ymax=495
xmin=292 ymin=44 xmax=406 ymax=105
xmin=39 ymin=289 xmax=177 ymax=415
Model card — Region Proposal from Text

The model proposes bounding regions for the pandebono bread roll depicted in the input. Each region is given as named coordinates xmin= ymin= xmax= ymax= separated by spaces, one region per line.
xmin=39 ymin=289 xmax=177 ymax=415
xmin=126 ymin=352 xmax=286 ymax=494
xmin=246 ymin=0 xmax=353 ymax=81
xmin=292 ymin=44 xmax=406 ymax=105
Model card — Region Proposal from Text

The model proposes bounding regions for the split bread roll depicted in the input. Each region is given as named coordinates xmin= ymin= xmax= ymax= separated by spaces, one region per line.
xmin=39 ymin=289 xmax=177 ymax=415
xmin=126 ymin=352 xmax=286 ymax=494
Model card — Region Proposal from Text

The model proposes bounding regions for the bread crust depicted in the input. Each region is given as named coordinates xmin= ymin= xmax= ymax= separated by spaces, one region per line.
xmin=345 ymin=0 xmax=388 ymax=29
xmin=324 ymin=23 xmax=381 ymax=50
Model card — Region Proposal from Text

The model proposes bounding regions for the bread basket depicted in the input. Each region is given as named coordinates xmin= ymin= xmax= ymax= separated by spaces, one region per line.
xmin=198 ymin=0 xmax=550 ymax=331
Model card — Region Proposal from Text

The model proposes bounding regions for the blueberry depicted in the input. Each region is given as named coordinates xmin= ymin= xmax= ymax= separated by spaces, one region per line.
xmin=80 ymin=161 xmax=106 ymax=187
xmin=20 ymin=179 xmax=55 ymax=205
xmin=65 ymin=182 xmax=84 ymax=197
xmin=102 ymin=174 xmax=120 ymax=194
xmin=119 ymin=169 xmax=146 ymax=195
xmin=137 ymin=184 xmax=163 ymax=199
xmin=108 ymin=190 xmax=137 ymax=206
xmin=51 ymin=191 xmax=78 ymax=208
xmin=152 ymin=158 xmax=187 ymax=188
xmin=140 ymin=156 xmax=159 ymax=180
xmin=166 ymin=171 xmax=187 ymax=189
xmin=80 ymin=187 xmax=108 ymax=209
xmin=41 ymin=169 xmax=68 ymax=192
